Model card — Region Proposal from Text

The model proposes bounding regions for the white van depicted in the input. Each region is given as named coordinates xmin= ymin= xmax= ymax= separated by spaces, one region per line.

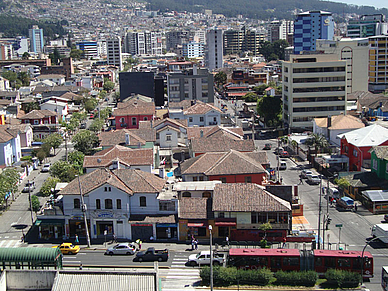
xmin=279 ymin=161 xmax=287 ymax=170
xmin=328 ymin=187 xmax=340 ymax=199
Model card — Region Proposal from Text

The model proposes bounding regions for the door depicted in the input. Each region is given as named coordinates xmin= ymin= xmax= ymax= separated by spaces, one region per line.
xmin=116 ymin=221 xmax=124 ymax=238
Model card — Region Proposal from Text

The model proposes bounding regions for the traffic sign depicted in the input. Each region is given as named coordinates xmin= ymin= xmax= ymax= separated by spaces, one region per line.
xmin=335 ymin=224 xmax=343 ymax=228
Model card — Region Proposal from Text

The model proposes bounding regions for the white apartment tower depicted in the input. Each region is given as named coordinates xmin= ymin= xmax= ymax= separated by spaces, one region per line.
xmin=28 ymin=25 xmax=44 ymax=53
xmin=282 ymin=54 xmax=347 ymax=130
xmin=107 ymin=37 xmax=123 ymax=71
xmin=268 ymin=20 xmax=294 ymax=42
xmin=205 ymin=29 xmax=223 ymax=71
xmin=124 ymin=31 xmax=163 ymax=55
xmin=316 ymin=38 xmax=369 ymax=93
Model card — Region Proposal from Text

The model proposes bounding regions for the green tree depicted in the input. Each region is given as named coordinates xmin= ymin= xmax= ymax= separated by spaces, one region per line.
xmin=68 ymin=151 xmax=85 ymax=174
xmin=31 ymin=195 xmax=40 ymax=213
xmin=17 ymin=71 xmax=30 ymax=86
xmin=89 ymin=118 xmax=105 ymax=132
xmin=49 ymin=47 xmax=61 ymax=65
xmin=243 ymin=92 xmax=258 ymax=102
xmin=253 ymin=84 xmax=269 ymax=95
xmin=44 ymin=133 xmax=63 ymax=155
xmin=305 ymin=133 xmax=330 ymax=157
xmin=72 ymin=130 xmax=99 ymax=155
xmin=103 ymin=79 xmax=115 ymax=92
xmin=70 ymin=48 xmax=84 ymax=60
xmin=84 ymin=98 xmax=98 ymax=112
xmin=1 ymin=71 xmax=17 ymax=87
xmin=72 ymin=111 xmax=88 ymax=122
xmin=257 ymin=95 xmax=282 ymax=127
xmin=0 ymin=168 xmax=20 ymax=203
xmin=214 ymin=71 xmax=227 ymax=89
xmin=99 ymin=107 xmax=112 ymax=120
xmin=25 ymin=101 xmax=40 ymax=113
xmin=259 ymin=222 xmax=272 ymax=247
xmin=40 ymin=177 xmax=60 ymax=197
xmin=50 ymin=160 xmax=78 ymax=182
xmin=335 ymin=177 xmax=351 ymax=193
xmin=22 ymin=52 xmax=30 ymax=59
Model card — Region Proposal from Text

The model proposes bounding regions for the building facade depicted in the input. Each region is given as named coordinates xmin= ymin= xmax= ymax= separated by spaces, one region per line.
xmin=293 ymin=11 xmax=334 ymax=54
xmin=205 ymin=29 xmax=223 ymax=71
xmin=347 ymin=14 xmax=388 ymax=38
xmin=107 ymin=37 xmax=123 ymax=71
xmin=268 ymin=20 xmax=294 ymax=43
xmin=282 ymin=54 xmax=347 ymax=130
xmin=182 ymin=41 xmax=204 ymax=58
xmin=28 ymin=25 xmax=44 ymax=53
xmin=369 ymin=35 xmax=388 ymax=93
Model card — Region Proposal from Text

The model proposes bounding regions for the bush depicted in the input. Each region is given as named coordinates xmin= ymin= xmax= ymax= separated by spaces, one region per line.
xmin=200 ymin=267 xmax=273 ymax=287
xmin=275 ymin=270 xmax=317 ymax=287
xmin=325 ymin=269 xmax=360 ymax=288
xmin=21 ymin=156 xmax=32 ymax=161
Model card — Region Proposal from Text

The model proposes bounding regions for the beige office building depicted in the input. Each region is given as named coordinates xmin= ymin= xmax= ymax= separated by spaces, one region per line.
xmin=369 ymin=35 xmax=388 ymax=93
xmin=316 ymin=38 xmax=369 ymax=93
xmin=282 ymin=54 xmax=347 ymax=130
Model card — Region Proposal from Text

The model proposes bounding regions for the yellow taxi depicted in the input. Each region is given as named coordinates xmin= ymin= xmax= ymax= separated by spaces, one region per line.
xmin=53 ymin=243 xmax=80 ymax=255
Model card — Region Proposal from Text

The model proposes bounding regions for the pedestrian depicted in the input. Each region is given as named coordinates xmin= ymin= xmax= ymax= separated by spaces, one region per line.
xmin=191 ymin=238 xmax=195 ymax=250
xmin=280 ymin=177 xmax=283 ymax=184
xmin=330 ymin=197 xmax=333 ymax=206
xmin=226 ymin=236 xmax=229 ymax=247
xmin=75 ymin=234 xmax=79 ymax=245
xmin=79 ymin=263 xmax=83 ymax=270
xmin=194 ymin=239 xmax=198 ymax=250
xmin=354 ymin=203 xmax=358 ymax=212
xmin=298 ymin=177 xmax=304 ymax=185
xmin=282 ymin=237 xmax=287 ymax=248
xmin=135 ymin=239 xmax=142 ymax=250
xmin=112 ymin=233 xmax=117 ymax=243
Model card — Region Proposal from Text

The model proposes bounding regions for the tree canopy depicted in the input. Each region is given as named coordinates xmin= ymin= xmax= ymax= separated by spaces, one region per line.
xmin=103 ymin=79 xmax=115 ymax=92
xmin=50 ymin=160 xmax=79 ymax=182
xmin=259 ymin=40 xmax=289 ymax=61
xmin=0 ymin=168 xmax=19 ymax=204
xmin=257 ymin=95 xmax=282 ymax=127
xmin=44 ymin=133 xmax=63 ymax=155
xmin=72 ymin=130 xmax=99 ymax=155
xmin=40 ymin=177 xmax=60 ymax=197
xmin=214 ymin=71 xmax=227 ymax=89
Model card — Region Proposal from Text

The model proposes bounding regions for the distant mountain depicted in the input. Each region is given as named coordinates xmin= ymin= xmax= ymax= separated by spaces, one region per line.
xmin=147 ymin=0 xmax=388 ymax=19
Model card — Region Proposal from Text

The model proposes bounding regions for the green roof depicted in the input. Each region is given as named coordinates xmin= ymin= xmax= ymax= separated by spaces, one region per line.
xmin=0 ymin=247 xmax=62 ymax=264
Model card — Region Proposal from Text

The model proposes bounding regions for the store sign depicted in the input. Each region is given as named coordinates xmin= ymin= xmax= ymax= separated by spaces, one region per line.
xmin=97 ymin=212 xmax=114 ymax=218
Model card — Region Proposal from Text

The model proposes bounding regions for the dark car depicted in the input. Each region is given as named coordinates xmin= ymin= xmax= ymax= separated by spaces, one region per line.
xmin=80 ymin=123 xmax=86 ymax=129
xmin=263 ymin=143 xmax=272 ymax=150
xmin=134 ymin=247 xmax=169 ymax=262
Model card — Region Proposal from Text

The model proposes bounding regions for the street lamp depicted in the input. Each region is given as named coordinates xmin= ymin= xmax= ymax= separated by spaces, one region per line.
xmin=360 ymin=236 xmax=381 ymax=285
xmin=317 ymin=177 xmax=322 ymax=249
xmin=209 ymin=225 xmax=213 ymax=291
xmin=77 ymin=175 xmax=91 ymax=248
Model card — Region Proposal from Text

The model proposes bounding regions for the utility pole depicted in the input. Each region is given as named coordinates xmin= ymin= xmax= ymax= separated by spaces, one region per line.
xmin=209 ymin=225 xmax=213 ymax=291
xmin=77 ymin=175 xmax=91 ymax=248
xmin=28 ymin=180 xmax=34 ymax=224
xmin=65 ymin=130 xmax=68 ymax=162
xmin=317 ymin=177 xmax=322 ymax=249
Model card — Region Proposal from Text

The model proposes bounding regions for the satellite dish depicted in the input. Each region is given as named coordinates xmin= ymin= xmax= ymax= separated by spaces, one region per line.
xmin=97 ymin=158 xmax=101 ymax=163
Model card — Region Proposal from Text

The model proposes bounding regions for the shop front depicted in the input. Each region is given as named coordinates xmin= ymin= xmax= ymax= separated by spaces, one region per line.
xmin=156 ymin=223 xmax=178 ymax=240
xmin=68 ymin=218 xmax=90 ymax=239
xmin=214 ymin=218 xmax=237 ymax=239
xmin=131 ymin=224 xmax=153 ymax=241
xmin=36 ymin=219 xmax=65 ymax=241
xmin=186 ymin=221 xmax=209 ymax=240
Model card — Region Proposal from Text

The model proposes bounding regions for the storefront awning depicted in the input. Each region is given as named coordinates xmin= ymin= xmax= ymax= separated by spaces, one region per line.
xmin=35 ymin=219 xmax=65 ymax=226
xmin=187 ymin=222 xmax=207 ymax=227
xmin=215 ymin=221 xmax=237 ymax=227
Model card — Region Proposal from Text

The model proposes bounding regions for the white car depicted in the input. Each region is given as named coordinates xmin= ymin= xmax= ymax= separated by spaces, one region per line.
xmin=301 ymin=170 xmax=313 ymax=179
xmin=187 ymin=251 xmax=226 ymax=266
xmin=41 ymin=163 xmax=51 ymax=172
xmin=104 ymin=243 xmax=136 ymax=255
xmin=308 ymin=175 xmax=321 ymax=185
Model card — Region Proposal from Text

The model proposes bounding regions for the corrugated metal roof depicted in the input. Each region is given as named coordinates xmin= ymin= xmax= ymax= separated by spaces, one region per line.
xmin=0 ymin=247 xmax=62 ymax=263
xmin=362 ymin=190 xmax=388 ymax=202
xmin=52 ymin=271 xmax=157 ymax=291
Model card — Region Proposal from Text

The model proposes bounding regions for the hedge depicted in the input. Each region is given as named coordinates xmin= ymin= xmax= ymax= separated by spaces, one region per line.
xmin=325 ymin=269 xmax=361 ymax=288
xmin=274 ymin=270 xmax=317 ymax=287
xmin=200 ymin=266 xmax=273 ymax=287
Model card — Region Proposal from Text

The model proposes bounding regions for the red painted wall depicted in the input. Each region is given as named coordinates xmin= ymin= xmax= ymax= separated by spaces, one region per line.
xmin=115 ymin=114 xmax=153 ymax=129
xmin=209 ymin=173 xmax=266 ymax=185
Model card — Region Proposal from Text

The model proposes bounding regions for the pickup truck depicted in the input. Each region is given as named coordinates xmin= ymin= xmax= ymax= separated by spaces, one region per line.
xmin=187 ymin=251 xmax=226 ymax=266
xmin=134 ymin=247 xmax=169 ymax=262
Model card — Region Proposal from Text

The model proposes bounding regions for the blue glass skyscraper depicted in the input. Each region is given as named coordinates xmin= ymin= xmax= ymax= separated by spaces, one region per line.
xmin=293 ymin=11 xmax=334 ymax=54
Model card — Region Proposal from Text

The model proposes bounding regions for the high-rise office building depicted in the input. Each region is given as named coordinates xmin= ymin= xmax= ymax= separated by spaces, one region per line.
xmin=124 ymin=31 xmax=163 ymax=55
xmin=369 ymin=35 xmax=388 ymax=93
xmin=29 ymin=25 xmax=44 ymax=53
xmin=76 ymin=41 xmax=98 ymax=59
xmin=183 ymin=41 xmax=204 ymax=58
xmin=223 ymin=27 xmax=266 ymax=56
xmin=282 ymin=54 xmax=347 ymax=130
xmin=293 ymin=11 xmax=334 ymax=54
xmin=347 ymin=14 xmax=388 ymax=38
xmin=268 ymin=20 xmax=294 ymax=43
xmin=316 ymin=38 xmax=369 ymax=93
xmin=107 ymin=37 xmax=123 ymax=71
xmin=205 ymin=29 xmax=223 ymax=71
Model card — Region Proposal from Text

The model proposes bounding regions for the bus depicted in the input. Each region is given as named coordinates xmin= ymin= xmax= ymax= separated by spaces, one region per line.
xmin=382 ymin=266 xmax=388 ymax=291
xmin=227 ymin=248 xmax=373 ymax=279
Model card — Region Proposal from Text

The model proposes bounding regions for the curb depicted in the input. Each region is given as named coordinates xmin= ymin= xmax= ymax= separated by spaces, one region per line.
xmin=63 ymin=264 xmax=171 ymax=269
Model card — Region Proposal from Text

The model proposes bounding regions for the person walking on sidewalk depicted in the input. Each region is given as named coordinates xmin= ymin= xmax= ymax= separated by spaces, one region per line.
xmin=298 ymin=176 xmax=304 ymax=185
xmin=75 ymin=234 xmax=79 ymax=245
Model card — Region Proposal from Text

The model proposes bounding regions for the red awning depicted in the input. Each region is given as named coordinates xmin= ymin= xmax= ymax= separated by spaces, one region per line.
xmin=187 ymin=222 xmax=206 ymax=227
xmin=215 ymin=221 xmax=237 ymax=227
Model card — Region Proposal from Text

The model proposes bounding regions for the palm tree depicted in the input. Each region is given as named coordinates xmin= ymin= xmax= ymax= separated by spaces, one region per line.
xmin=305 ymin=133 xmax=330 ymax=157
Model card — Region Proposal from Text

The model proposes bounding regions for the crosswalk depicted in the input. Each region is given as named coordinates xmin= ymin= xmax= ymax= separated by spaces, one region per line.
xmin=160 ymin=252 xmax=201 ymax=291
xmin=0 ymin=239 xmax=24 ymax=248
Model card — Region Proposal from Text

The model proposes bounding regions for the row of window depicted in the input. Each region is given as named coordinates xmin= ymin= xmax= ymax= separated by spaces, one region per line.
xmin=293 ymin=106 xmax=345 ymax=112
xmin=293 ymin=67 xmax=345 ymax=73
xmin=73 ymin=196 xmax=147 ymax=209
xmin=293 ymin=86 xmax=345 ymax=93
xmin=292 ymin=76 xmax=345 ymax=83
xmin=119 ymin=117 xmax=148 ymax=126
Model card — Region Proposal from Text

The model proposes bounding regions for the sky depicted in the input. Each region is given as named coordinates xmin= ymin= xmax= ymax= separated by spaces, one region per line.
xmin=329 ymin=0 xmax=387 ymax=9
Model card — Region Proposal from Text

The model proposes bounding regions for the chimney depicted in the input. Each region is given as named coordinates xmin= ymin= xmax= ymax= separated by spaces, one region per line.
xmin=200 ymin=130 xmax=203 ymax=138
xmin=327 ymin=115 xmax=332 ymax=128
xmin=125 ymin=133 xmax=130 ymax=145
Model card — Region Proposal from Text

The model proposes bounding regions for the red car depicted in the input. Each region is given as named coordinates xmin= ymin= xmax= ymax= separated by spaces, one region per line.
xmin=280 ymin=151 xmax=290 ymax=158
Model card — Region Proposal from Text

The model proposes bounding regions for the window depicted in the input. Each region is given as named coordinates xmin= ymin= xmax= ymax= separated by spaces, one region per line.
xmin=200 ymin=117 xmax=204 ymax=122
xmin=96 ymin=199 xmax=101 ymax=209
xmin=159 ymin=201 xmax=175 ymax=211
xmin=373 ymin=160 xmax=378 ymax=171
xmin=140 ymin=196 xmax=147 ymax=207
xmin=104 ymin=187 xmax=111 ymax=192
xmin=353 ymin=149 xmax=358 ymax=157
xmin=34 ymin=120 xmax=39 ymax=125
xmin=105 ymin=199 xmax=113 ymax=209
xmin=218 ymin=212 xmax=225 ymax=218
xmin=220 ymin=177 xmax=227 ymax=183
xmin=189 ymin=117 xmax=193 ymax=123
xmin=166 ymin=134 xmax=172 ymax=141
xmin=156 ymin=133 xmax=160 ymax=139
xmin=120 ymin=118 xmax=125 ymax=123
xmin=144 ymin=117 xmax=148 ymax=121
xmin=116 ymin=199 xmax=121 ymax=209
xmin=245 ymin=176 xmax=252 ymax=183
xmin=202 ymin=191 xmax=211 ymax=198
xmin=132 ymin=117 xmax=137 ymax=126
xmin=74 ymin=198 xmax=80 ymax=209
xmin=178 ymin=132 xmax=181 ymax=138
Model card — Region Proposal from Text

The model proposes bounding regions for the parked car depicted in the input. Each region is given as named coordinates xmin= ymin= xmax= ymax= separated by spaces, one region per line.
xmin=80 ymin=123 xmax=87 ymax=129
xmin=384 ymin=214 xmax=388 ymax=222
xmin=105 ymin=243 xmax=136 ymax=256
xmin=280 ymin=151 xmax=290 ymax=158
xmin=327 ymin=187 xmax=340 ymax=199
xmin=301 ymin=170 xmax=313 ymax=179
xmin=279 ymin=160 xmax=287 ymax=170
xmin=187 ymin=251 xmax=226 ymax=266
xmin=307 ymin=175 xmax=321 ymax=185
xmin=22 ymin=181 xmax=35 ymax=193
xmin=274 ymin=147 xmax=284 ymax=155
xmin=336 ymin=196 xmax=354 ymax=210
xmin=41 ymin=163 xmax=51 ymax=172
xmin=134 ymin=247 xmax=169 ymax=262
xmin=263 ymin=143 xmax=272 ymax=150
xmin=53 ymin=243 xmax=80 ymax=255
